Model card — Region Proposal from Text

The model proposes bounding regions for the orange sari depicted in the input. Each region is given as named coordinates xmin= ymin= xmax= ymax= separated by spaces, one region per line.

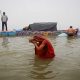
xmin=34 ymin=35 xmax=55 ymax=59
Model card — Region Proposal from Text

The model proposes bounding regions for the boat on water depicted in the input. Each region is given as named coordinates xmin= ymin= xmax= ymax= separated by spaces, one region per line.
xmin=0 ymin=31 xmax=16 ymax=37
xmin=0 ymin=29 xmax=79 ymax=37
xmin=0 ymin=29 xmax=59 ymax=37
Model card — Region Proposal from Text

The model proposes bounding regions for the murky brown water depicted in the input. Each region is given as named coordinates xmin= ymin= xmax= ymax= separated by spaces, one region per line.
xmin=0 ymin=36 xmax=80 ymax=80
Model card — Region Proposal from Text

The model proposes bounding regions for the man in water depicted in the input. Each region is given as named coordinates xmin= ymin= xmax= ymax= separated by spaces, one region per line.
xmin=29 ymin=35 xmax=55 ymax=59
xmin=1 ymin=12 xmax=8 ymax=31
xmin=67 ymin=26 xmax=76 ymax=36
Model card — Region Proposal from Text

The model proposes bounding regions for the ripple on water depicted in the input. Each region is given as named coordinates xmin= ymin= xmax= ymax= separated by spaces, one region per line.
xmin=0 ymin=36 xmax=80 ymax=80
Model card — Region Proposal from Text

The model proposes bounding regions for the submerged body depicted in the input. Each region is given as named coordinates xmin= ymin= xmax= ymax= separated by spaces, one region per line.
xmin=29 ymin=35 xmax=55 ymax=59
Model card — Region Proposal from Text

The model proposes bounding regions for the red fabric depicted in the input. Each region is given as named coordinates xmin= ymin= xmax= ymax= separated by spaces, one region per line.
xmin=34 ymin=35 xmax=55 ymax=59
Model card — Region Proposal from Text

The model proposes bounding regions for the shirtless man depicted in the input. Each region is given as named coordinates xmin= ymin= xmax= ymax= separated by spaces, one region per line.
xmin=67 ymin=26 xmax=76 ymax=36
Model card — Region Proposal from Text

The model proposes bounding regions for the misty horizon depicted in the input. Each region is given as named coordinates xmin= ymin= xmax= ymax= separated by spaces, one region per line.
xmin=0 ymin=0 xmax=80 ymax=30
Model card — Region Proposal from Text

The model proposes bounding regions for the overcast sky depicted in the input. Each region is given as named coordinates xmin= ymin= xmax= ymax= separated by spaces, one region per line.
xmin=0 ymin=0 xmax=80 ymax=30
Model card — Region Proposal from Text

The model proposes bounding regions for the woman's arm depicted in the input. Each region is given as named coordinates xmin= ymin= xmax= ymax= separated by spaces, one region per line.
xmin=34 ymin=40 xmax=45 ymax=50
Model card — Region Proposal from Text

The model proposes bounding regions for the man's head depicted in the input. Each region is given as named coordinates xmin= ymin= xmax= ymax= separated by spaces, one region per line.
xmin=70 ymin=26 xmax=72 ymax=28
xmin=3 ymin=12 xmax=5 ymax=15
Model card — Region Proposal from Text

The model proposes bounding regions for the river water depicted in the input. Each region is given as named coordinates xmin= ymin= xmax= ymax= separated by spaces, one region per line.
xmin=0 ymin=36 xmax=80 ymax=80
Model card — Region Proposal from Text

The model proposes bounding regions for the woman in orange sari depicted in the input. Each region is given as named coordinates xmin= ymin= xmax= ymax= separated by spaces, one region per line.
xmin=29 ymin=35 xmax=55 ymax=59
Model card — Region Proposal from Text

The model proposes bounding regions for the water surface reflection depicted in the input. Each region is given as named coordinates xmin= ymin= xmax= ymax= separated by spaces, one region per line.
xmin=31 ymin=57 xmax=54 ymax=80
xmin=2 ymin=37 xmax=9 ymax=47
xmin=0 ymin=36 xmax=80 ymax=80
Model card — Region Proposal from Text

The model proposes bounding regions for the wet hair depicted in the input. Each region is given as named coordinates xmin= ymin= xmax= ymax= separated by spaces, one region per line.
xmin=70 ymin=26 xmax=72 ymax=28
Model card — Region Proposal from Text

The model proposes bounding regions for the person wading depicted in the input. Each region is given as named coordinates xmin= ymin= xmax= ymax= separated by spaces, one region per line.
xmin=29 ymin=35 xmax=55 ymax=59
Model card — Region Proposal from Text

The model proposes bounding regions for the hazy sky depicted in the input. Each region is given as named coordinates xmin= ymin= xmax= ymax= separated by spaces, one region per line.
xmin=0 ymin=0 xmax=80 ymax=30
